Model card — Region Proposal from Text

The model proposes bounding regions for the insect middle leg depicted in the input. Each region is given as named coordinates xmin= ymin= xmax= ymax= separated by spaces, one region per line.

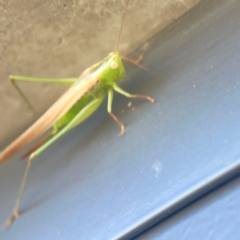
xmin=108 ymin=83 xmax=155 ymax=135
xmin=107 ymin=86 xmax=154 ymax=136
xmin=107 ymin=89 xmax=125 ymax=136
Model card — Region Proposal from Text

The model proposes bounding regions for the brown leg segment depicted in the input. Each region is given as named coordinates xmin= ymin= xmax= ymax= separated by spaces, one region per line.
xmin=128 ymin=94 xmax=155 ymax=103
xmin=109 ymin=112 xmax=125 ymax=136
xmin=112 ymin=83 xmax=155 ymax=104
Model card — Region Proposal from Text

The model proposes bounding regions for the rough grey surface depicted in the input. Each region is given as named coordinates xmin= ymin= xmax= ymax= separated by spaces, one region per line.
xmin=0 ymin=0 xmax=201 ymax=147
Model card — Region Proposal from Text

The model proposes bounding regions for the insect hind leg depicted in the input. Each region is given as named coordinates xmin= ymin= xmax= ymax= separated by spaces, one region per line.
xmin=2 ymin=156 xmax=34 ymax=228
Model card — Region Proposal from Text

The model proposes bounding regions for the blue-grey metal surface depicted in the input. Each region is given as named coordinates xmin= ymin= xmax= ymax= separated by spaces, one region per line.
xmin=137 ymin=175 xmax=240 ymax=240
xmin=1 ymin=0 xmax=240 ymax=239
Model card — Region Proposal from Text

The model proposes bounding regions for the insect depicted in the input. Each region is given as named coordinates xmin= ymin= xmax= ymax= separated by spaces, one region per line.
xmin=0 ymin=0 xmax=154 ymax=227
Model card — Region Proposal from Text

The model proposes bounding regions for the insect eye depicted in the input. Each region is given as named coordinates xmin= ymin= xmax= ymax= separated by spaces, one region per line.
xmin=111 ymin=61 xmax=118 ymax=69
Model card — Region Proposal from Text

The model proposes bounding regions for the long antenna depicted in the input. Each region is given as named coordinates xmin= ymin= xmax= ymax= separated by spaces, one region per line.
xmin=117 ymin=0 xmax=130 ymax=52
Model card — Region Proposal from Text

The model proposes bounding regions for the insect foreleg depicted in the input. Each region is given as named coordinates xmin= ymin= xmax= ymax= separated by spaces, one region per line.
xmin=112 ymin=83 xmax=155 ymax=103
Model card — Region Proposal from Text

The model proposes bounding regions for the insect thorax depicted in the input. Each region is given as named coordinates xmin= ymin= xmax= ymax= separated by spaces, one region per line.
xmin=100 ymin=52 xmax=125 ymax=86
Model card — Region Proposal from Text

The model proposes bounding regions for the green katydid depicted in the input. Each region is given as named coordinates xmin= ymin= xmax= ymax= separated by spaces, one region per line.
xmin=0 ymin=0 xmax=154 ymax=227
